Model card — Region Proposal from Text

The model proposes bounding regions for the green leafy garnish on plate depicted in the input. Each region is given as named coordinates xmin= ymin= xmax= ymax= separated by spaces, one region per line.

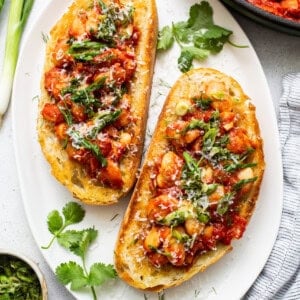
xmin=157 ymin=1 xmax=246 ymax=72
xmin=42 ymin=201 xmax=117 ymax=300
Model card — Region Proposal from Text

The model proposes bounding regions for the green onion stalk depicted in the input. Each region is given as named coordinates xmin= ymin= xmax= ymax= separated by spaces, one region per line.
xmin=0 ymin=0 xmax=34 ymax=125
xmin=0 ymin=0 xmax=5 ymax=13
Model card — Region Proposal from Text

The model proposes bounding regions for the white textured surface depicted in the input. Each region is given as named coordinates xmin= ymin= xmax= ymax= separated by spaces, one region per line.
xmin=0 ymin=1 xmax=299 ymax=300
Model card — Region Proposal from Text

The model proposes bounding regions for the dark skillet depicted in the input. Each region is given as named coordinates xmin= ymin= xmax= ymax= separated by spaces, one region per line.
xmin=221 ymin=0 xmax=300 ymax=36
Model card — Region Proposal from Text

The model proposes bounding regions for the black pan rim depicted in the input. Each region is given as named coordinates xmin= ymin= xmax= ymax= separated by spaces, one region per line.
xmin=222 ymin=0 xmax=300 ymax=36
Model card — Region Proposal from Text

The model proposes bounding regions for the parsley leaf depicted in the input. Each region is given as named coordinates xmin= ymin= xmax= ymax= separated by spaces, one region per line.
xmin=42 ymin=202 xmax=85 ymax=249
xmin=157 ymin=25 xmax=174 ymax=50
xmin=88 ymin=263 xmax=117 ymax=286
xmin=217 ymin=192 xmax=235 ymax=215
xmin=56 ymin=262 xmax=87 ymax=290
xmin=178 ymin=50 xmax=194 ymax=73
xmin=187 ymin=1 xmax=213 ymax=29
xmin=47 ymin=210 xmax=63 ymax=235
xmin=233 ymin=177 xmax=258 ymax=191
xmin=69 ymin=228 xmax=98 ymax=258
xmin=178 ymin=46 xmax=209 ymax=72
xmin=63 ymin=202 xmax=85 ymax=225
xmin=68 ymin=40 xmax=106 ymax=61
xmin=43 ymin=202 xmax=118 ymax=299
xmin=68 ymin=129 xmax=107 ymax=167
xmin=158 ymin=1 xmax=242 ymax=72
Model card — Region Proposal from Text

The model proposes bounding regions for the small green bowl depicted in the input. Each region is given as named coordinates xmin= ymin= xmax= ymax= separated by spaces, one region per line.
xmin=0 ymin=249 xmax=48 ymax=300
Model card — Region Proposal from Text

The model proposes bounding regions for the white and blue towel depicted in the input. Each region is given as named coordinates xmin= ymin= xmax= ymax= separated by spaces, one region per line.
xmin=246 ymin=73 xmax=300 ymax=299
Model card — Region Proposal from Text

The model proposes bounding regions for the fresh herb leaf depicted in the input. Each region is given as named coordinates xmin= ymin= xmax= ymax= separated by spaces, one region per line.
xmin=63 ymin=202 xmax=85 ymax=225
xmin=217 ymin=192 xmax=235 ymax=215
xmin=56 ymin=262 xmax=88 ymax=290
xmin=42 ymin=202 xmax=85 ymax=249
xmin=233 ymin=177 xmax=257 ymax=191
xmin=68 ymin=40 xmax=106 ymax=61
xmin=69 ymin=228 xmax=98 ymax=259
xmin=157 ymin=25 xmax=174 ymax=50
xmin=62 ymin=76 xmax=107 ymax=117
xmin=59 ymin=106 xmax=73 ymax=125
xmin=203 ymin=128 xmax=218 ymax=152
xmin=57 ymin=230 xmax=85 ymax=249
xmin=88 ymin=263 xmax=117 ymax=286
xmin=187 ymin=1 xmax=213 ymax=29
xmin=43 ymin=202 xmax=117 ymax=299
xmin=178 ymin=46 xmax=209 ymax=72
xmin=184 ymin=119 xmax=209 ymax=132
xmin=194 ymin=25 xmax=232 ymax=54
xmin=224 ymin=162 xmax=257 ymax=173
xmin=158 ymin=1 xmax=239 ymax=72
xmin=178 ymin=50 xmax=194 ymax=73
xmin=183 ymin=152 xmax=201 ymax=179
xmin=198 ymin=212 xmax=210 ymax=223
xmin=0 ymin=255 xmax=42 ymax=299
xmin=160 ymin=208 xmax=194 ymax=227
xmin=87 ymin=109 xmax=121 ymax=139
xmin=193 ymin=96 xmax=212 ymax=110
xmin=68 ymin=130 xmax=107 ymax=167
xmin=181 ymin=152 xmax=210 ymax=211
xmin=97 ymin=16 xmax=116 ymax=42
xmin=47 ymin=210 xmax=63 ymax=235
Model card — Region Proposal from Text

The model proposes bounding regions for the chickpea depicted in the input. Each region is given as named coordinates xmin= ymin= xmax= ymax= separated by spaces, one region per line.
xmin=147 ymin=195 xmax=179 ymax=222
xmin=205 ymin=80 xmax=228 ymax=100
xmin=163 ymin=236 xmax=186 ymax=266
xmin=54 ymin=123 xmax=68 ymax=140
xmin=237 ymin=167 xmax=254 ymax=180
xmin=119 ymin=132 xmax=132 ymax=147
xmin=156 ymin=151 xmax=183 ymax=188
xmin=143 ymin=226 xmax=161 ymax=252
xmin=220 ymin=111 xmax=235 ymax=131
xmin=201 ymin=166 xmax=213 ymax=184
xmin=184 ymin=129 xmax=201 ymax=144
xmin=227 ymin=128 xmax=251 ymax=154
xmin=203 ymin=225 xmax=214 ymax=239
xmin=208 ymin=185 xmax=225 ymax=203
xmin=185 ymin=218 xmax=205 ymax=236
xmin=147 ymin=252 xmax=169 ymax=268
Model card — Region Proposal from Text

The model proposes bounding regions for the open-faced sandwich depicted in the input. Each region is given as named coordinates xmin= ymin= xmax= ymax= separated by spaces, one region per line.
xmin=115 ymin=68 xmax=265 ymax=291
xmin=37 ymin=0 xmax=157 ymax=205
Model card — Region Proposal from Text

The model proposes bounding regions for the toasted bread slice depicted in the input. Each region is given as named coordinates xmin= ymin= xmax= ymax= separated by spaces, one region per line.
xmin=37 ymin=0 xmax=157 ymax=205
xmin=115 ymin=68 xmax=265 ymax=291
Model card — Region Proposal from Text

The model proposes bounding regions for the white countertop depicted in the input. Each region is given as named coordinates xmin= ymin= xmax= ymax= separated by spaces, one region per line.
xmin=0 ymin=1 xmax=299 ymax=299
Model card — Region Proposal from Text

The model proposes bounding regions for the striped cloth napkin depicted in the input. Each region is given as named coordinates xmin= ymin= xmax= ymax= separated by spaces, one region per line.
xmin=246 ymin=73 xmax=300 ymax=299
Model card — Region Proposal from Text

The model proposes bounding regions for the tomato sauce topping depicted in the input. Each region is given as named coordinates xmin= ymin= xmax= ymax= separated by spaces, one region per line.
xmin=143 ymin=80 xmax=259 ymax=268
xmin=41 ymin=0 xmax=138 ymax=188
xmin=247 ymin=0 xmax=300 ymax=22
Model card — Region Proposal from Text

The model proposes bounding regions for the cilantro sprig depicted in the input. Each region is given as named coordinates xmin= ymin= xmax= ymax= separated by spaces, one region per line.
xmin=157 ymin=1 xmax=246 ymax=72
xmin=42 ymin=202 xmax=85 ymax=250
xmin=42 ymin=202 xmax=117 ymax=300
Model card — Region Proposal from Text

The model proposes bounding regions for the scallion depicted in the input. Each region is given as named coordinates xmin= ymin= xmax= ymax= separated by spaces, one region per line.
xmin=0 ymin=0 xmax=5 ymax=13
xmin=0 ymin=0 xmax=34 ymax=125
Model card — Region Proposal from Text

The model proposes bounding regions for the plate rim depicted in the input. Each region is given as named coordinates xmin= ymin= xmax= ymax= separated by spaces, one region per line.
xmin=11 ymin=0 xmax=284 ymax=299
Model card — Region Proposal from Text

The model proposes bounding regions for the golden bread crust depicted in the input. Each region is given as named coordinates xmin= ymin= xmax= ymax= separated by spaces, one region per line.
xmin=37 ymin=0 xmax=158 ymax=205
xmin=114 ymin=68 xmax=265 ymax=290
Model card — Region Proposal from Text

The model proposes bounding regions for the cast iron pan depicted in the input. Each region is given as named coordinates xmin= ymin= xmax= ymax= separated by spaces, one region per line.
xmin=222 ymin=0 xmax=300 ymax=36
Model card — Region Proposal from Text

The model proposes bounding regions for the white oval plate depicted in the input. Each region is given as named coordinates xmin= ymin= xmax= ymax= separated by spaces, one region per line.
xmin=12 ymin=0 xmax=283 ymax=299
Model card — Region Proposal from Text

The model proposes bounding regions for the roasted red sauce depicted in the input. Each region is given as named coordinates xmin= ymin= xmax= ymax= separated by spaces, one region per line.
xmin=41 ymin=0 xmax=138 ymax=188
xmin=247 ymin=0 xmax=300 ymax=22
xmin=143 ymin=84 xmax=259 ymax=268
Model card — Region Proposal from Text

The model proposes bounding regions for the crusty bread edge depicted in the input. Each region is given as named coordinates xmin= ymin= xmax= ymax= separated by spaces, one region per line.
xmin=114 ymin=68 xmax=265 ymax=291
xmin=37 ymin=0 xmax=158 ymax=205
